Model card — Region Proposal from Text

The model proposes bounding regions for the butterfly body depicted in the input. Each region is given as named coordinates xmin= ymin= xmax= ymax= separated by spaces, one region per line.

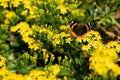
xmin=68 ymin=21 xmax=93 ymax=37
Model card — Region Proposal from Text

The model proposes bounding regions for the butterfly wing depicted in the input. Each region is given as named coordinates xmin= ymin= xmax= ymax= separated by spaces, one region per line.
xmin=72 ymin=25 xmax=87 ymax=36
xmin=69 ymin=21 xmax=93 ymax=37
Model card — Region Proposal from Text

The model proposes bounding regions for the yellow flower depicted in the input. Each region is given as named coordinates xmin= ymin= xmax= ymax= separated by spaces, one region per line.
xmin=0 ymin=55 xmax=6 ymax=67
xmin=53 ymin=34 xmax=60 ymax=39
xmin=44 ymin=53 xmax=49 ymax=64
xmin=18 ymin=22 xmax=30 ymax=33
xmin=65 ymin=37 xmax=72 ymax=44
xmin=59 ymin=32 xmax=67 ymax=38
xmin=10 ymin=26 xmax=19 ymax=32
xmin=30 ymin=55 xmax=37 ymax=64
xmin=63 ymin=76 xmax=67 ymax=80
xmin=22 ymin=37 xmax=34 ymax=44
xmin=79 ymin=9 xmax=85 ymax=16
xmin=76 ymin=37 xmax=82 ymax=43
xmin=5 ymin=11 xmax=17 ymax=19
xmin=10 ymin=22 xmax=41 ymax=51
xmin=0 ymin=1 xmax=9 ymax=8
xmin=52 ymin=64 xmax=60 ymax=75
xmin=26 ymin=15 xmax=36 ymax=21
xmin=90 ymin=41 xmax=101 ymax=49
xmin=57 ymin=5 xmax=67 ymax=14
xmin=107 ymin=41 xmax=120 ymax=52
xmin=22 ymin=0 xmax=31 ymax=9
xmin=52 ymin=39 xmax=60 ymax=46
xmin=59 ymin=0 xmax=64 ymax=4
xmin=42 ymin=49 xmax=47 ymax=55
xmin=42 ymin=49 xmax=49 ymax=63
xmin=29 ymin=70 xmax=46 ymax=79
xmin=21 ymin=10 xmax=28 ymax=16
xmin=50 ymin=53 xmax=55 ymax=61
xmin=82 ymin=45 xmax=91 ymax=51
xmin=94 ymin=63 xmax=108 ymax=75
xmin=89 ymin=46 xmax=120 ymax=76
xmin=23 ymin=52 xmax=30 ymax=59
xmin=11 ymin=0 xmax=21 ymax=7
xmin=71 ymin=9 xmax=85 ymax=17
xmin=28 ymin=42 xmax=40 ymax=51
xmin=0 ymin=64 xmax=63 ymax=79
xmin=60 ymin=25 xmax=68 ymax=30
xmin=4 ymin=19 xmax=10 ymax=24
xmin=112 ymin=65 xmax=120 ymax=76
xmin=0 ymin=66 xmax=10 ymax=77
xmin=76 ymin=30 xmax=102 ymax=51
xmin=47 ymin=64 xmax=60 ymax=76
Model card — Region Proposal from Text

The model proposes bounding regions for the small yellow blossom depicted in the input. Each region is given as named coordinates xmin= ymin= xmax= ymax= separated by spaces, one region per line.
xmin=30 ymin=55 xmax=37 ymax=63
xmin=65 ymin=37 xmax=72 ymax=44
xmin=10 ymin=22 xmax=41 ymax=51
xmin=28 ymin=42 xmax=40 ymax=51
xmin=106 ymin=41 xmax=120 ymax=52
xmin=21 ymin=10 xmax=28 ymax=16
xmin=22 ymin=37 xmax=34 ymax=44
xmin=52 ymin=39 xmax=60 ymax=46
xmin=63 ymin=76 xmax=67 ymax=80
xmin=5 ymin=11 xmax=17 ymax=19
xmin=59 ymin=0 xmax=64 ymax=4
xmin=53 ymin=34 xmax=60 ymax=39
xmin=71 ymin=9 xmax=85 ymax=17
xmin=76 ymin=30 xmax=102 ymax=51
xmin=11 ymin=0 xmax=21 ymax=7
xmin=57 ymin=5 xmax=67 ymax=14
xmin=0 ymin=1 xmax=9 ymax=8
xmin=60 ymin=25 xmax=68 ymax=30
xmin=0 ymin=66 xmax=10 ymax=77
xmin=47 ymin=64 xmax=60 ymax=76
xmin=22 ymin=0 xmax=31 ymax=9
xmin=10 ymin=26 xmax=19 ymax=32
xmin=50 ymin=53 xmax=55 ymax=62
xmin=0 ymin=55 xmax=6 ymax=67
xmin=23 ymin=52 xmax=30 ymax=59
xmin=82 ymin=45 xmax=91 ymax=51
xmin=42 ymin=49 xmax=49 ymax=63
xmin=4 ymin=19 xmax=10 ymax=24
xmin=60 ymin=32 xmax=66 ymax=38
xmin=42 ymin=49 xmax=47 ymax=55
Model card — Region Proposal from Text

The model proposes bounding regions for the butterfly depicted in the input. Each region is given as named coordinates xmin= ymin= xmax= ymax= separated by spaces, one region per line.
xmin=68 ymin=21 xmax=94 ymax=37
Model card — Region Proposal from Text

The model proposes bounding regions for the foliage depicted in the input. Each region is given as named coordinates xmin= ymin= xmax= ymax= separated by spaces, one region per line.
xmin=0 ymin=0 xmax=120 ymax=80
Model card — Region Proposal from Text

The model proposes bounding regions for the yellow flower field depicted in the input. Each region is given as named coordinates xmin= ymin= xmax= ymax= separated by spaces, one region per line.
xmin=0 ymin=0 xmax=120 ymax=80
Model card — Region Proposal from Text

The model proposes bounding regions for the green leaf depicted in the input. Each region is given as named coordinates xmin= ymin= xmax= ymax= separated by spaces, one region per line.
xmin=62 ymin=60 xmax=71 ymax=68
xmin=75 ymin=58 xmax=81 ymax=65
xmin=58 ymin=69 xmax=73 ymax=77
xmin=17 ymin=65 xmax=30 ymax=74
xmin=67 ymin=77 xmax=76 ymax=80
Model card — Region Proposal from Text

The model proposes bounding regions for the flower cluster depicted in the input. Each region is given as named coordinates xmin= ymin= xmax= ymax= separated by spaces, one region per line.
xmin=0 ymin=64 xmax=65 ymax=80
xmin=22 ymin=52 xmax=37 ymax=65
xmin=52 ymin=32 xmax=72 ymax=46
xmin=1 ymin=0 xmax=120 ymax=79
xmin=0 ymin=55 xmax=6 ymax=67
xmin=42 ymin=48 xmax=55 ymax=64
xmin=106 ymin=41 xmax=120 ymax=53
xmin=76 ymin=30 xmax=102 ymax=52
xmin=10 ymin=23 xmax=72 ymax=50
xmin=32 ymin=25 xmax=72 ymax=47
xmin=10 ymin=22 xmax=41 ymax=50
xmin=89 ymin=41 xmax=120 ymax=77
xmin=1 ymin=10 xmax=18 ymax=25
